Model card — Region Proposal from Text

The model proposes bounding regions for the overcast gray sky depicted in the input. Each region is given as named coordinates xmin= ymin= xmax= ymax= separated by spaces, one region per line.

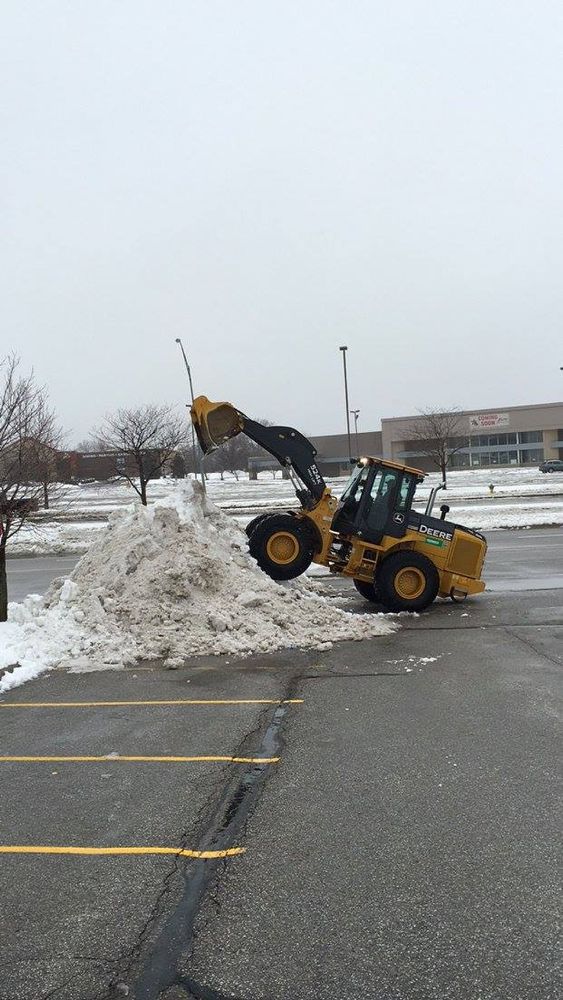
xmin=1 ymin=1 xmax=562 ymax=443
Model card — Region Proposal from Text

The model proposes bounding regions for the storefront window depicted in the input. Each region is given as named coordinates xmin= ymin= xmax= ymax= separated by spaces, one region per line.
xmin=519 ymin=431 xmax=543 ymax=444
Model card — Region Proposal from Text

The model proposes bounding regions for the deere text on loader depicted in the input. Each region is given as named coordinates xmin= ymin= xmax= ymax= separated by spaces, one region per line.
xmin=191 ymin=396 xmax=487 ymax=613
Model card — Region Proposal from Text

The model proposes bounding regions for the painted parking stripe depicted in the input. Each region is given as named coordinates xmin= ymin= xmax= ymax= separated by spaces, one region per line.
xmin=0 ymin=698 xmax=303 ymax=709
xmin=0 ymin=755 xmax=279 ymax=764
xmin=0 ymin=845 xmax=245 ymax=858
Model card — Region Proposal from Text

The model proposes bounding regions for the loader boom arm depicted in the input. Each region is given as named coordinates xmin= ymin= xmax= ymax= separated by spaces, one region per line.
xmin=190 ymin=397 xmax=327 ymax=507
xmin=238 ymin=415 xmax=326 ymax=505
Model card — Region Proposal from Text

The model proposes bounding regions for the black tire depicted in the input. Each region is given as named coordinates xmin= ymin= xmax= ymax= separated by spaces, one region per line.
xmin=245 ymin=513 xmax=271 ymax=538
xmin=377 ymin=550 xmax=439 ymax=613
xmin=248 ymin=514 xmax=313 ymax=581
xmin=353 ymin=578 xmax=380 ymax=603
xmin=548 ymin=468 xmax=554 ymax=473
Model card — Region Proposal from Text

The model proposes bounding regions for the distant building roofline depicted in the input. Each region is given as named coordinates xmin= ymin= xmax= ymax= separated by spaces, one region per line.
xmin=381 ymin=401 xmax=563 ymax=424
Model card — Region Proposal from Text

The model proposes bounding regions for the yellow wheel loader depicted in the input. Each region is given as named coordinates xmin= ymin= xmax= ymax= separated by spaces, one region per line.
xmin=191 ymin=396 xmax=487 ymax=613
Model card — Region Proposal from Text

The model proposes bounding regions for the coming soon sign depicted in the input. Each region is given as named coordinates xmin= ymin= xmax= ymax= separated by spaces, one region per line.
xmin=469 ymin=412 xmax=510 ymax=430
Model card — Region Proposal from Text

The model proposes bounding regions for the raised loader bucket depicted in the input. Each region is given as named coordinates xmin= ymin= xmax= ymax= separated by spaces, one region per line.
xmin=190 ymin=396 xmax=243 ymax=454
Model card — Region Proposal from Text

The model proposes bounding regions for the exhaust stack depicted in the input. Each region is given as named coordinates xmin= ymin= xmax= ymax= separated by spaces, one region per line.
xmin=425 ymin=481 xmax=446 ymax=517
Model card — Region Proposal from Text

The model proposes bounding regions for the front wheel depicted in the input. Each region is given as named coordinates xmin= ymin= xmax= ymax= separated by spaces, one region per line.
xmin=377 ymin=551 xmax=439 ymax=613
xmin=245 ymin=513 xmax=272 ymax=538
xmin=248 ymin=514 xmax=313 ymax=581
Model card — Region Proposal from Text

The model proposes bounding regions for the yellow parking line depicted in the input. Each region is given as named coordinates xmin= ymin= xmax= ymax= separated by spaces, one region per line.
xmin=0 ymin=845 xmax=245 ymax=858
xmin=0 ymin=755 xmax=279 ymax=764
xmin=0 ymin=699 xmax=303 ymax=709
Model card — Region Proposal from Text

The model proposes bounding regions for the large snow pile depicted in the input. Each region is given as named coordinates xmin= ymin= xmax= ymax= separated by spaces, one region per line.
xmin=0 ymin=483 xmax=394 ymax=692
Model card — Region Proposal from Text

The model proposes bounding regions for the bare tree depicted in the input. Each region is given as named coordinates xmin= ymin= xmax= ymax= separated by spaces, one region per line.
xmin=176 ymin=441 xmax=202 ymax=478
xmin=0 ymin=356 xmax=60 ymax=620
xmin=203 ymin=416 xmax=276 ymax=480
xmin=221 ymin=434 xmax=250 ymax=480
xmin=25 ymin=398 xmax=66 ymax=509
xmin=97 ymin=405 xmax=186 ymax=505
xmin=406 ymin=408 xmax=467 ymax=487
xmin=171 ymin=452 xmax=186 ymax=479
xmin=75 ymin=437 xmax=105 ymax=452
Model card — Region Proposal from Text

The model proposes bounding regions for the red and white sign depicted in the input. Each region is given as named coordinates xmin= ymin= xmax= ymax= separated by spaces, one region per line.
xmin=469 ymin=412 xmax=510 ymax=430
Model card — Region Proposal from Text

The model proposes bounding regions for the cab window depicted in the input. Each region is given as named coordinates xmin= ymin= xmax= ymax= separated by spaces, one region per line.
xmin=340 ymin=465 xmax=369 ymax=503
xmin=370 ymin=469 xmax=399 ymax=503
xmin=397 ymin=473 xmax=415 ymax=511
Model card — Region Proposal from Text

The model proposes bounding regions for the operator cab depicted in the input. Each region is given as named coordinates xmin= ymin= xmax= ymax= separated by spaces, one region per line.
xmin=332 ymin=458 xmax=425 ymax=545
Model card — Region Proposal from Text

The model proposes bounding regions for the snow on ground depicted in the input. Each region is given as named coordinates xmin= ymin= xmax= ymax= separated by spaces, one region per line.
xmin=0 ymin=483 xmax=394 ymax=693
xmin=8 ymin=467 xmax=563 ymax=556
xmin=10 ymin=520 xmax=107 ymax=556
xmin=49 ymin=466 xmax=563 ymax=509
xmin=453 ymin=500 xmax=563 ymax=531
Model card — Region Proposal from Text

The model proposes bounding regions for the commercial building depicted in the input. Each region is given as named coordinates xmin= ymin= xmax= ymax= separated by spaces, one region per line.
xmin=56 ymin=449 xmax=164 ymax=482
xmin=303 ymin=401 xmax=563 ymax=475
xmin=381 ymin=402 xmax=563 ymax=472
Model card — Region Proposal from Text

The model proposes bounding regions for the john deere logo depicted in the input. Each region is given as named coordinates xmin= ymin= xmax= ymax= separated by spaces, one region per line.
xmin=417 ymin=524 xmax=453 ymax=542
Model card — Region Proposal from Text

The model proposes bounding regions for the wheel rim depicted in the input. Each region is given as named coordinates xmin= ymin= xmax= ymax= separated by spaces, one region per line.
xmin=394 ymin=567 xmax=426 ymax=600
xmin=266 ymin=531 xmax=300 ymax=564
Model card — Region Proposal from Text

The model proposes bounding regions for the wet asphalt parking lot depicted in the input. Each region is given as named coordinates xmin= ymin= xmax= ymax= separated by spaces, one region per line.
xmin=0 ymin=528 xmax=561 ymax=1000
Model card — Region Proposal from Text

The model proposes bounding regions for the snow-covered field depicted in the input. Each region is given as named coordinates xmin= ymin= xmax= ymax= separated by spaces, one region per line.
xmin=0 ymin=483 xmax=394 ymax=693
xmin=8 ymin=467 xmax=563 ymax=556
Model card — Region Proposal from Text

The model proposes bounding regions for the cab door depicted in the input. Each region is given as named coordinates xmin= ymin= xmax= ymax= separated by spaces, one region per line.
xmin=356 ymin=469 xmax=415 ymax=545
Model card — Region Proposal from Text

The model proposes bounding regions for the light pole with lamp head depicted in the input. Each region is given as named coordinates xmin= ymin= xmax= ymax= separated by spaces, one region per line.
xmin=175 ymin=338 xmax=206 ymax=491
xmin=350 ymin=408 xmax=360 ymax=458
xmin=339 ymin=346 xmax=352 ymax=463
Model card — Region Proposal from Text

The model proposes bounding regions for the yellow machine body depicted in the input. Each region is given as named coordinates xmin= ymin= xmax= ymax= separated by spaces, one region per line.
xmin=297 ymin=489 xmax=486 ymax=601
xmin=190 ymin=394 xmax=487 ymax=607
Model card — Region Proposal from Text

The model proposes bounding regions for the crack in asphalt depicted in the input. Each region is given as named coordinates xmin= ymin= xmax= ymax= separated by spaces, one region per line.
xmin=122 ymin=676 xmax=301 ymax=1000
xmin=10 ymin=954 xmax=116 ymax=1000
xmin=38 ymin=973 xmax=82 ymax=1000
xmin=303 ymin=670 xmax=410 ymax=679
xmin=100 ymin=762 xmax=239 ymax=999
xmin=503 ymin=627 xmax=563 ymax=666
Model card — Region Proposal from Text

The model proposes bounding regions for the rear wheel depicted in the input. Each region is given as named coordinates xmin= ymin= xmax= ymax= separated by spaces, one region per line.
xmin=248 ymin=514 xmax=313 ymax=581
xmin=377 ymin=551 xmax=439 ymax=612
xmin=353 ymin=578 xmax=380 ymax=603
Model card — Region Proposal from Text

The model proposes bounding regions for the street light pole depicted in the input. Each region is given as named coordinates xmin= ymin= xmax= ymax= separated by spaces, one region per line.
xmin=175 ymin=338 xmax=206 ymax=491
xmin=339 ymin=346 xmax=352 ymax=463
xmin=350 ymin=409 xmax=360 ymax=458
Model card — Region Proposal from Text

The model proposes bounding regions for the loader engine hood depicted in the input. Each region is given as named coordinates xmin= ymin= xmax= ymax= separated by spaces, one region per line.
xmin=408 ymin=509 xmax=486 ymax=544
